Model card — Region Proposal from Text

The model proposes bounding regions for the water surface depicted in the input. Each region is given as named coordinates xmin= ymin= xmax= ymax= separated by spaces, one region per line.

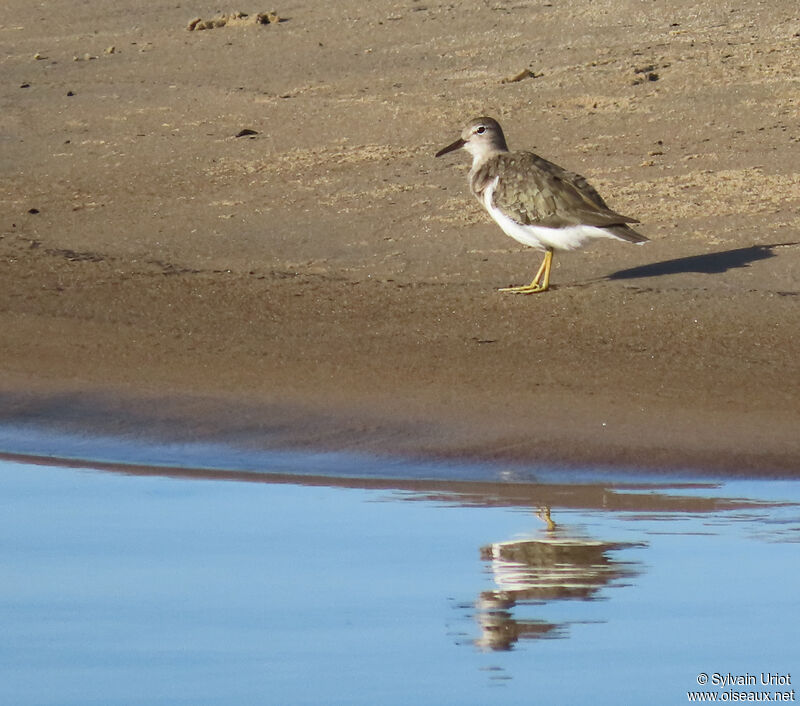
xmin=1 ymin=446 xmax=798 ymax=705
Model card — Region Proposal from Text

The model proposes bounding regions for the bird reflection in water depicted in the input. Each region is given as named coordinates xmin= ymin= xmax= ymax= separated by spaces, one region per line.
xmin=475 ymin=508 xmax=645 ymax=651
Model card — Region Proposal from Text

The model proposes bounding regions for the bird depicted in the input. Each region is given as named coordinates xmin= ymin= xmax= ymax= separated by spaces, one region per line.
xmin=435 ymin=116 xmax=648 ymax=293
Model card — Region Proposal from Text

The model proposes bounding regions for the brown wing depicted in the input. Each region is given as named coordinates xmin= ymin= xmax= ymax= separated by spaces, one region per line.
xmin=483 ymin=152 xmax=641 ymax=230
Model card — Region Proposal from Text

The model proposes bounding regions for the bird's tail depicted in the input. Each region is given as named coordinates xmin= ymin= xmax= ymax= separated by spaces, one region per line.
xmin=606 ymin=224 xmax=649 ymax=244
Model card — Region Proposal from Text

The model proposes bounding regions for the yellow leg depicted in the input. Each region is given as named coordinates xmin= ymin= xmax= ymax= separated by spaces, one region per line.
xmin=536 ymin=506 xmax=557 ymax=532
xmin=498 ymin=249 xmax=553 ymax=294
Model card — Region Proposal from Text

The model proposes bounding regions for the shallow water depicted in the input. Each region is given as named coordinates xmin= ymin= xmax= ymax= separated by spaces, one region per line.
xmin=0 ymin=442 xmax=798 ymax=705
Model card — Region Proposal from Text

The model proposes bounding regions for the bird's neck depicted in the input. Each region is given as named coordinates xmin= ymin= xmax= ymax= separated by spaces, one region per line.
xmin=467 ymin=143 xmax=509 ymax=172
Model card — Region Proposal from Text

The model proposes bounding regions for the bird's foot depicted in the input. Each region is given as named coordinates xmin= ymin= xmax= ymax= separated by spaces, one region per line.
xmin=498 ymin=283 xmax=549 ymax=294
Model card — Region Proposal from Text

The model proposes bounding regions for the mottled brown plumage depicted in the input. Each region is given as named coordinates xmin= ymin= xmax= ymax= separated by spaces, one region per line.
xmin=471 ymin=152 xmax=644 ymax=241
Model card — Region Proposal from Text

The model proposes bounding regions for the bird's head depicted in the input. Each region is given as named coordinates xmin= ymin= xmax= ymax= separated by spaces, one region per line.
xmin=435 ymin=116 xmax=509 ymax=164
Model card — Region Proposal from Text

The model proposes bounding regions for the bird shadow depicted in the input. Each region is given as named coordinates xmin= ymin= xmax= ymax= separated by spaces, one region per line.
xmin=606 ymin=242 xmax=798 ymax=281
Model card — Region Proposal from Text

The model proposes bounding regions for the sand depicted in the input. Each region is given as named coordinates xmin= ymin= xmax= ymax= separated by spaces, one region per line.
xmin=1 ymin=0 xmax=799 ymax=475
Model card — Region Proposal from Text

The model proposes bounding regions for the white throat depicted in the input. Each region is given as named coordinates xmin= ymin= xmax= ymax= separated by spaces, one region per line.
xmin=464 ymin=140 xmax=506 ymax=170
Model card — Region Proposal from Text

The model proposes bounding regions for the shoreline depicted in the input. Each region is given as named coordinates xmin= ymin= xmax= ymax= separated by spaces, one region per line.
xmin=2 ymin=334 xmax=798 ymax=478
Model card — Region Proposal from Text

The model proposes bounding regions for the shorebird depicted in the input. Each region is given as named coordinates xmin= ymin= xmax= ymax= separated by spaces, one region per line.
xmin=435 ymin=116 xmax=648 ymax=293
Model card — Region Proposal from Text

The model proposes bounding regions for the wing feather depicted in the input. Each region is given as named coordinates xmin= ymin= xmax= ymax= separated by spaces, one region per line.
xmin=476 ymin=152 xmax=640 ymax=229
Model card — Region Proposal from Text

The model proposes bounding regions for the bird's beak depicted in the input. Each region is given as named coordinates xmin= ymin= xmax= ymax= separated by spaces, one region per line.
xmin=435 ymin=137 xmax=465 ymax=157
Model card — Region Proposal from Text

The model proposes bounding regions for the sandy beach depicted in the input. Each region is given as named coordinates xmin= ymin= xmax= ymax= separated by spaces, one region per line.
xmin=2 ymin=0 xmax=799 ymax=474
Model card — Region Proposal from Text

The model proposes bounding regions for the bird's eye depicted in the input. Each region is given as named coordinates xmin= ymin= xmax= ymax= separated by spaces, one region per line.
xmin=476 ymin=126 xmax=486 ymax=134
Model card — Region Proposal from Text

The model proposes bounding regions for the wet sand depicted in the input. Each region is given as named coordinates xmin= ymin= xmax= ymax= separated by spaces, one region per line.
xmin=2 ymin=1 xmax=799 ymax=474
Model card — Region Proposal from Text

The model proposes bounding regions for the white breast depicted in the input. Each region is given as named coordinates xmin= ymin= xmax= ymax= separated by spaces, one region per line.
xmin=481 ymin=176 xmax=616 ymax=252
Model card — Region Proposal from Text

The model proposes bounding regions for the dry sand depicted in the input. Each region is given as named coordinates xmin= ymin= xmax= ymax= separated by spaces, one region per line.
xmin=1 ymin=0 xmax=799 ymax=474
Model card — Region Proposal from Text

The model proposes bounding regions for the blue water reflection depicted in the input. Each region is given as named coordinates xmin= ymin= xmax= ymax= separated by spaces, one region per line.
xmin=0 ymin=457 xmax=798 ymax=705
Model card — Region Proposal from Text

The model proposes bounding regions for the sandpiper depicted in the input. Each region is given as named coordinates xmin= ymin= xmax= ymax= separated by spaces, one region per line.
xmin=435 ymin=116 xmax=648 ymax=293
